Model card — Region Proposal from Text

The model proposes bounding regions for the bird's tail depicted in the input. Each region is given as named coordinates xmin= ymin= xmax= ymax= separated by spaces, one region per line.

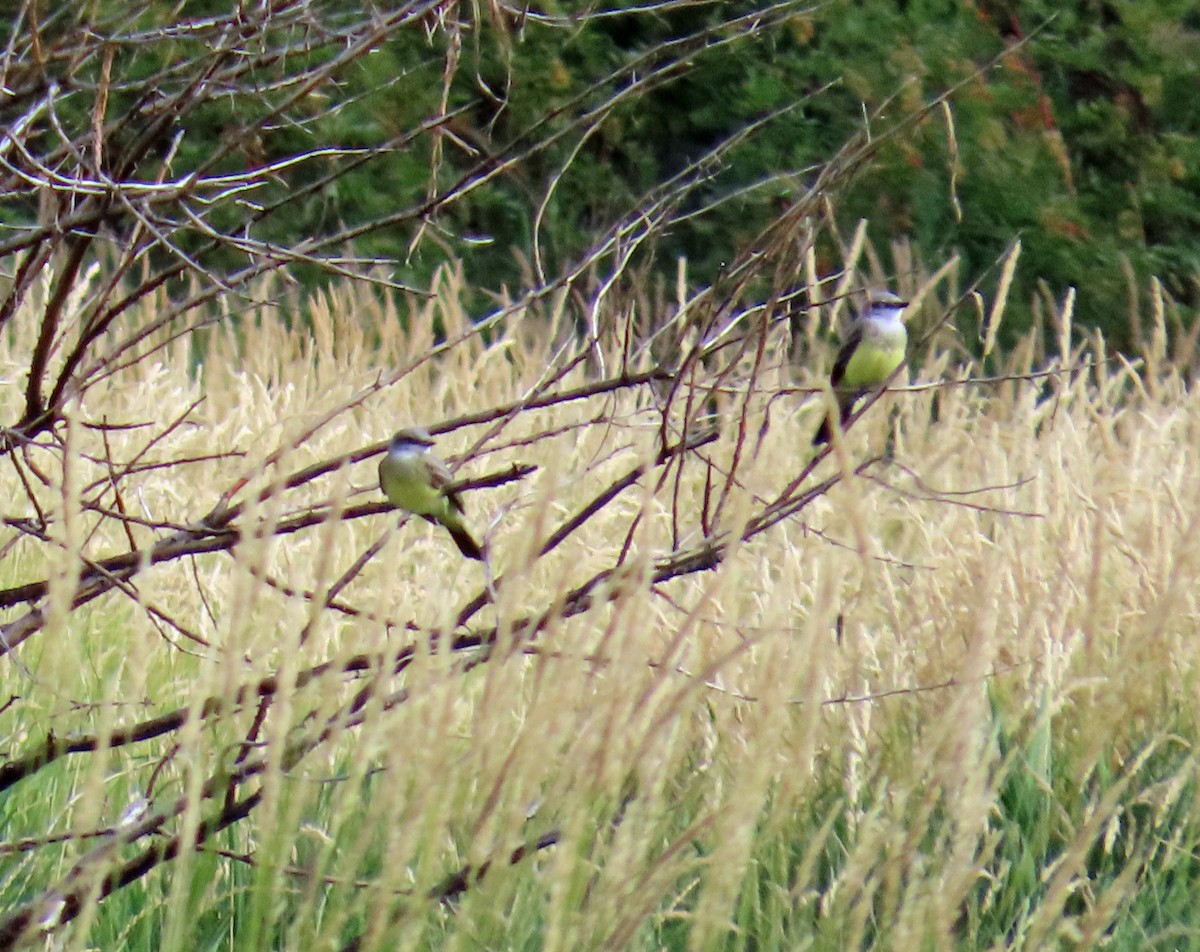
xmin=811 ymin=396 xmax=856 ymax=446
xmin=443 ymin=516 xmax=485 ymax=561
xmin=811 ymin=415 xmax=834 ymax=446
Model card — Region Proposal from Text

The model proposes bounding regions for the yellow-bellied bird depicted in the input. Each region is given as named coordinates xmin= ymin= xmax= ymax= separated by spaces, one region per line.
xmin=812 ymin=289 xmax=909 ymax=446
xmin=379 ymin=427 xmax=484 ymax=560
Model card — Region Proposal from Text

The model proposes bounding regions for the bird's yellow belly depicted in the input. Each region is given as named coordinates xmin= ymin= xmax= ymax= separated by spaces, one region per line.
xmin=841 ymin=344 xmax=905 ymax=391
xmin=380 ymin=457 xmax=445 ymax=517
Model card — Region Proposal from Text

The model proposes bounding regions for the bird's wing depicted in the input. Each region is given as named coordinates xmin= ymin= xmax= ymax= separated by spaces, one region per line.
xmin=828 ymin=321 xmax=864 ymax=390
xmin=427 ymin=454 xmax=466 ymax=515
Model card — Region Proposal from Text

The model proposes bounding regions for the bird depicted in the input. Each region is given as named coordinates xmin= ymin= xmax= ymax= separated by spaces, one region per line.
xmin=812 ymin=289 xmax=909 ymax=446
xmin=378 ymin=427 xmax=484 ymax=561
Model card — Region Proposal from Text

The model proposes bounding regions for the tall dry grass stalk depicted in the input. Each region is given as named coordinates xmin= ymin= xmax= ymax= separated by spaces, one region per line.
xmin=0 ymin=257 xmax=1197 ymax=950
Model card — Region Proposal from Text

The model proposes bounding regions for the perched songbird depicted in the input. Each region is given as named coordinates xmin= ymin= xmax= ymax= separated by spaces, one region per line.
xmin=812 ymin=289 xmax=909 ymax=446
xmin=378 ymin=427 xmax=484 ymax=561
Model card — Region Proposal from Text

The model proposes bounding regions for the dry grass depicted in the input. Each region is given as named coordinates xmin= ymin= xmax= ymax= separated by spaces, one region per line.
xmin=1 ymin=260 xmax=1199 ymax=951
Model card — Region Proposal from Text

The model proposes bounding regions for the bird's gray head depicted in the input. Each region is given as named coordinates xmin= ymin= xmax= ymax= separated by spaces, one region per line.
xmin=864 ymin=288 xmax=908 ymax=319
xmin=389 ymin=427 xmax=436 ymax=453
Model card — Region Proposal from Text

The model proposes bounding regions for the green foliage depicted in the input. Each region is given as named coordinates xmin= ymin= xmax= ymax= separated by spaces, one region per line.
xmin=317 ymin=0 xmax=1199 ymax=348
xmin=4 ymin=1 xmax=1195 ymax=348
xmin=798 ymin=1 xmax=1200 ymax=350
xmin=6 ymin=722 xmax=1200 ymax=950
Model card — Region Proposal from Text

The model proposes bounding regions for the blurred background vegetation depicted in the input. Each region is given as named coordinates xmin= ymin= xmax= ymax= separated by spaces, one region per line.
xmin=2 ymin=0 xmax=1197 ymax=353
xmin=2 ymin=3 xmax=1200 ymax=946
